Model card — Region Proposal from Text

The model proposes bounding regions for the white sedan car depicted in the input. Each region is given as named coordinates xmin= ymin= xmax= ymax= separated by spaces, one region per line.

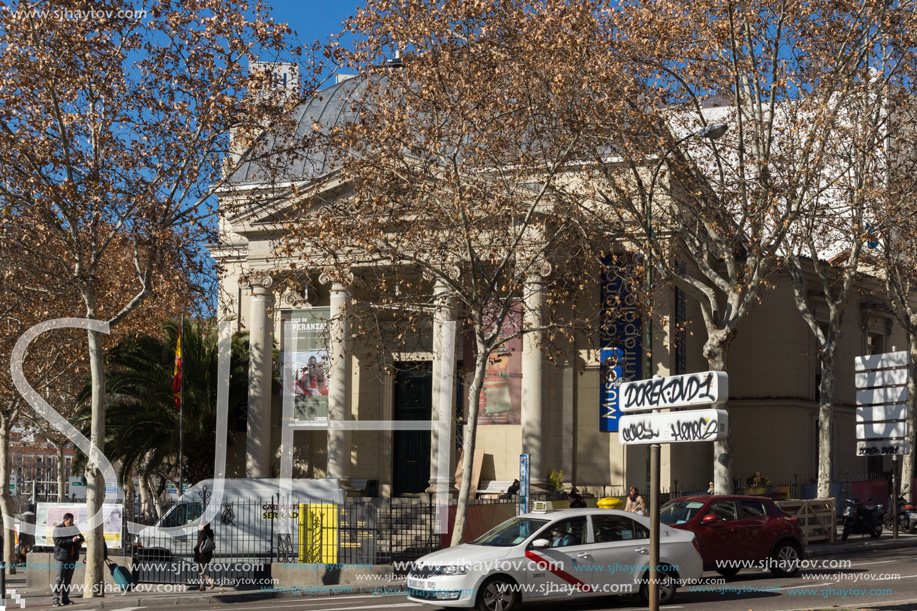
xmin=407 ymin=508 xmax=703 ymax=611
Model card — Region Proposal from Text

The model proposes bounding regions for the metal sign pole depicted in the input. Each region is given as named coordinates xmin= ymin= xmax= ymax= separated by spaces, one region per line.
xmin=649 ymin=442 xmax=660 ymax=611
xmin=893 ymin=454 xmax=899 ymax=540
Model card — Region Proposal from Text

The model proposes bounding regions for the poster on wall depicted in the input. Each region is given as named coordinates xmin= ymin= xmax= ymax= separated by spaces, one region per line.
xmin=35 ymin=502 xmax=123 ymax=548
xmin=464 ymin=302 xmax=523 ymax=425
xmin=600 ymin=255 xmax=642 ymax=433
xmin=284 ymin=308 xmax=331 ymax=422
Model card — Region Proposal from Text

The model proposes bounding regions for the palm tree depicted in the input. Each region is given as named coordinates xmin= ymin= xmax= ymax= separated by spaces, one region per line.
xmin=76 ymin=319 xmax=256 ymax=494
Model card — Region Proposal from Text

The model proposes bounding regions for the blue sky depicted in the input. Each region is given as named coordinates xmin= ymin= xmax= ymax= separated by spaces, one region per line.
xmin=268 ymin=0 xmax=361 ymax=49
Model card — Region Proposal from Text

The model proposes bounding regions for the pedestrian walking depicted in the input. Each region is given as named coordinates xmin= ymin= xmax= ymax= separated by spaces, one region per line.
xmin=52 ymin=513 xmax=83 ymax=607
xmin=193 ymin=523 xmax=216 ymax=591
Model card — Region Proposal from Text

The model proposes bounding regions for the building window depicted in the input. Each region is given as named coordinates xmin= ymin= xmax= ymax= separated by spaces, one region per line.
xmin=867 ymin=332 xmax=885 ymax=356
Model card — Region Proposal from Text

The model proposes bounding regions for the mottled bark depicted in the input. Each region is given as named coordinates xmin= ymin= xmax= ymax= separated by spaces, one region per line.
xmin=450 ymin=345 xmax=489 ymax=547
xmin=83 ymin=326 xmax=106 ymax=598
xmin=0 ymin=412 xmax=18 ymax=575
xmin=817 ymin=358 xmax=836 ymax=500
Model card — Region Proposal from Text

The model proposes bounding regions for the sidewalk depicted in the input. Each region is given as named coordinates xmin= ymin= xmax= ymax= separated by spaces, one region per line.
xmin=5 ymin=571 xmax=403 ymax=610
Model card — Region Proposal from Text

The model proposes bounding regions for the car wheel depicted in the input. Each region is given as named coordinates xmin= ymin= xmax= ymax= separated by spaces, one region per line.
xmin=841 ymin=523 xmax=851 ymax=541
xmin=639 ymin=571 xmax=677 ymax=605
xmin=716 ymin=567 xmax=741 ymax=578
xmin=770 ymin=541 xmax=801 ymax=577
xmin=476 ymin=576 xmax=518 ymax=611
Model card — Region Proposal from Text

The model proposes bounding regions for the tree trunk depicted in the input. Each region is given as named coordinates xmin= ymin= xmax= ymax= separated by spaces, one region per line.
xmin=83 ymin=325 xmax=106 ymax=598
xmin=816 ymin=356 xmax=836 ymax=499
xmin=56 ymin=442 xmax=66 ymax=502
xmin=0 ymin=413 xmax=18 ymax=575
xmin=705 ymin=338 xmax=732 ymax=495
xmin=450 ymin=347 xmax=489 ymax=547
xmin=147 ymin=477 xmax=163 ymax=520
xmin=138 ymin=474 xmax=152 ymax=522
xmin=902 ymin=337 xmax=917 ymax=504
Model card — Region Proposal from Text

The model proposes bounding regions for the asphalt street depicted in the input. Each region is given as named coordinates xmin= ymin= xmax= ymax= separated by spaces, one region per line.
xmin=11 ymin=542 xmax=917 ymax=611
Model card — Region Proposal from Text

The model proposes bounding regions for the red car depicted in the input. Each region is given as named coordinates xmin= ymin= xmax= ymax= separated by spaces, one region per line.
xmin=659 ymin=495 xmax=804 ymax=577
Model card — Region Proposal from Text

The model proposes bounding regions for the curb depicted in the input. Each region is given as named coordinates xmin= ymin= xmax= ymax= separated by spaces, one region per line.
xmin=806 ymin=535 xmax=917 ymax=558
xmin=21 ymin=538 xmax=917 ymax=609
xmin=29 ymin=584 xmax=409 ymax=609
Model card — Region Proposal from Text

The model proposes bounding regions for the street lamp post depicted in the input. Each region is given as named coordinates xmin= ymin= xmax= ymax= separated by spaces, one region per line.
xmin=644 ymin=121 xmax=728 ymax=611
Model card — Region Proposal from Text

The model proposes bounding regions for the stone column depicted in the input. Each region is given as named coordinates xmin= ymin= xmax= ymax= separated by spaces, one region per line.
xmin=324 ymin=275 xmax=352 ymax=481
xmin=522 ymin=263 xmax=551 ymax=490
xmin=428 ymin=279 xmax=457 ymax=494
xmin=243 ymin=273 xmax=274 ymax=478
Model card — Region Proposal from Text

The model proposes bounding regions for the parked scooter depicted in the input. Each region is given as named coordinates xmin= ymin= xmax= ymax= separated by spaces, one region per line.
xmin=884 ymin=495 xmax=912 ymax=532
xmin=841 ymin=497 xmax=884 ymax=540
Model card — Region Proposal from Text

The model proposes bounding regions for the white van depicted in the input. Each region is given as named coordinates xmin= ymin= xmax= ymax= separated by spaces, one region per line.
xmin=136 ymin=478 xmax=345 ymax=562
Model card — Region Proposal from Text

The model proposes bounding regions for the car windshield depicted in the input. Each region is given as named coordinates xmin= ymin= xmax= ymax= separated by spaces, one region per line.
xmin=659 ymin=500 xmax=706 ymax=525
xmin=469 ymin=517 xmax=550 ymax=547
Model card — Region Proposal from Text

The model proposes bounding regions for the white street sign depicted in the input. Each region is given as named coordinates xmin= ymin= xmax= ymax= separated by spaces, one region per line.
xmin=619 ymin=409 xmax=728 ymax=445
xmin=856 ymin=421 xmax=909 ymax=440
xmin=856 ymin=405 xmax=910 ymax=422
xmin=855 ymin=351 xmax=910 ymax=371
xmin=857 ymin=439 xmax=911 ymax=457
xmin=618 ymin=371 xmax=728 ymax=412
xmin=856 ymin=386 xmax=909 ymax=406
xmin=855 ymin=369 xmax=909 ymax=388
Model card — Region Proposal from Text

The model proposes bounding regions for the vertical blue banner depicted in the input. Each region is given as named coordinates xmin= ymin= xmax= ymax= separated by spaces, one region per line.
xmin=600 ymin=256 xmax=642 ymax=432
xmin=519 ymin=454 xmax=530 ymax=515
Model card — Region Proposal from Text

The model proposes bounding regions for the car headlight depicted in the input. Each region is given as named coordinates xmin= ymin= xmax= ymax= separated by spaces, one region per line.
xmin=433 ymin=565 xmax=470 ymax=576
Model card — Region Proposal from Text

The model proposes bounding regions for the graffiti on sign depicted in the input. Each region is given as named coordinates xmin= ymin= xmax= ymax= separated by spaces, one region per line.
xmin=668 ymin=416 xmax=718 ymax=442
xmin=620 ymin=371 xmax=727 ymax=411
xmin=621 ymin=420 xmax=660 ymax=443
xmin=619 ymin=409 xmax=728 ymax=446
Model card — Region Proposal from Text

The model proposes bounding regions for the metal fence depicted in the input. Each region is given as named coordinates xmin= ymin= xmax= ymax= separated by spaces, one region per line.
xmin=91 ymin=476 xmax=913 ymax=585
xmin=124 ymin=496 xmax=454 ymax=584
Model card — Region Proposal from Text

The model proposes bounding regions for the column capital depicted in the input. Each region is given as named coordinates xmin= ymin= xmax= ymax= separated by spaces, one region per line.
xmin=240 ymin=271 xmax=275 ymax=291
xmin=526 ymin=260 xmax=553 ymax=283
xmin=319 ymin=270 xmax=355 ymax=287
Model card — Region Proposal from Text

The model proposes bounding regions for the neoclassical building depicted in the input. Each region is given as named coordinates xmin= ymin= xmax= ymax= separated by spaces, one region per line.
xmin=211 ymin=76 xmax=908 ymax=499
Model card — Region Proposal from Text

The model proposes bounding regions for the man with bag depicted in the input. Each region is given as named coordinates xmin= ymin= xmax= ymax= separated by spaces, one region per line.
xmin=52 ymin=513 xmax=83 ymax=607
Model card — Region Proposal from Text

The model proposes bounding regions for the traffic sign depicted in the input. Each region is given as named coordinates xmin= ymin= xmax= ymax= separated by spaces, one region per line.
xmin=618 ymin=371 xmax=728 ymax=412
xmin=855 ymin=368 xmax=909 ymax=388
xmin=856 ymin=421 xmax=908 ymax=440
xmin=856 ymin=387 xmax=909 ymax=405
xmin=856 ymin=405 xmax=909 ymax=422
xmin=619 ymin=409 xmax=728 ymax=445
xmin=855 ymin=351 xmax=910 ymax=371
xmin=857 ymin=439 xmax=911 ymax=456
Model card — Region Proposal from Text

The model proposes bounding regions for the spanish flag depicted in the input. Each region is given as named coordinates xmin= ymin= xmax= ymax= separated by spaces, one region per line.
xmin=172 ymin=322 xmax=182 ymax=410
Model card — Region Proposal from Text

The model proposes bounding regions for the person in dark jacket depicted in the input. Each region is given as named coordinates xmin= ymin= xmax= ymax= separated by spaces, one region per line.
xmin=569 ymin=491 xmax=587 ymax=508
xmin=193 ymin=523 xmax=216 ymax=591
xmin=52 ymin=513 xmax=83 ymax=607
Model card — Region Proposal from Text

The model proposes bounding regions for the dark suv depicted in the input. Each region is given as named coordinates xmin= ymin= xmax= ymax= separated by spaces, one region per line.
xmin=659 ymin=495 xmax=804 ymax=577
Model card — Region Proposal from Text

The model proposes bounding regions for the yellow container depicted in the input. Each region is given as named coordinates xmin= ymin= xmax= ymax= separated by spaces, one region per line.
xmin=597 ymin=497 xmax=623 ymax=509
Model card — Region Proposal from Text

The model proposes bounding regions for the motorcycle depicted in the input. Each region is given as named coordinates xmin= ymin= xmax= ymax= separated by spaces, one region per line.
xmin=883 ymin=495 xmax=912 ymax=532
xmin=841 ymin=497 xmax=884 ymax=540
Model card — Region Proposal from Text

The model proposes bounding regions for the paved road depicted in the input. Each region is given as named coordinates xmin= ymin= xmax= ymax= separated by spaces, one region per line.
xmin=14 ymin=546 xmax=917 ymax=611
xmin=90 ymin=547 xmax=917 ymax=611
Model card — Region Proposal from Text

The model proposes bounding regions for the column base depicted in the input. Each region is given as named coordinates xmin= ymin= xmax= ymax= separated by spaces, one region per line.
xmin=426 ymin=478 xmax=459 ymax=496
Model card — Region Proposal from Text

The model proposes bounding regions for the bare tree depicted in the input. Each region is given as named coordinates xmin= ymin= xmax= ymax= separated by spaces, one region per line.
xmin=0 ymin=0 xmax=304 ymax=594
xmin=278 ymin=0 xmax=625 ymax=544
xmin=581 ymin=0 xmax=917 ymax=494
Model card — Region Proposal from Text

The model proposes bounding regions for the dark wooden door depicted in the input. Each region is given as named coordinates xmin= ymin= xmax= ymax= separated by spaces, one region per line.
xmin=393 ymin=362 xmax=432 ymax=496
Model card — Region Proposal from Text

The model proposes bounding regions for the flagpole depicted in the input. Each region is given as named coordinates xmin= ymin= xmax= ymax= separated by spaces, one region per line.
xmin=179 ymin=314 xmax=184 ymax=499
